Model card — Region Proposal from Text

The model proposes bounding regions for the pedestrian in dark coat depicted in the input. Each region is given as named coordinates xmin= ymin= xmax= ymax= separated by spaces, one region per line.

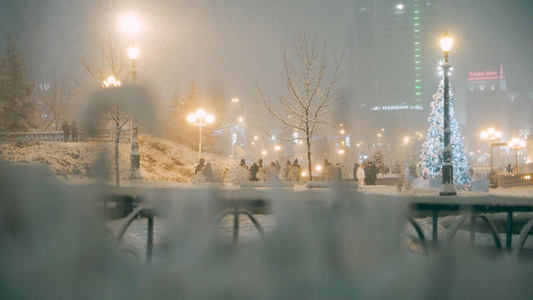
xmin=353 ymin=163 xmax=359 ymax=181
xmin=364 ymin=162 xmax=370 ymax=185
xmin=61 ymin=121 xmax=70 ymax=142
xmin=202 ymin=162 xmax=216 ymax=182
xmin=369 ymin=162 xmax=377 ymax=185
xmin=70 ymin=121 xmax=78 ymax=142
xmin=239 ymin=159 xmax=248 ymax=169
xmin=250 ymin=162 xmax=259 ymax=181
xmin=195 ymin=158 xmax=205 ymax=175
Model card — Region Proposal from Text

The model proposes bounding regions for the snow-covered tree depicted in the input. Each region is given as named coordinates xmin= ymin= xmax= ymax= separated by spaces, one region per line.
xmin=419 ymin=80 xmax=471 ymax=184
xmin=257 ymin=31 xmax=344 ymax=181
xmin=372 ymin=150 xmax=386 ymax=175
xmin=0 ymin=35 xmax=35 ymax=132
xmin=164 ymin=81 xmax=207 ymax=151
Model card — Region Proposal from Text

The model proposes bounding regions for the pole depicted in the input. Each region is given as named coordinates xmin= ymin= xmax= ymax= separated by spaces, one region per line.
xmin=490 ymin=143 xmax=493 ymax=173
xmin=439 ymin=51 xmax=456 ymax=196
xmin=129 ymin=58 xmax=142 ymax=181
xmin=198 ymin=123 xmax=203 ymax=159
xmin=515 ymin=149 xmax=518 ymax=174
xmin=244 ymin=108 xmax=248 ymax=163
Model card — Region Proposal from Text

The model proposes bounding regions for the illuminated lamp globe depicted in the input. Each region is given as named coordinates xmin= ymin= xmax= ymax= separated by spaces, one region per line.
xmin=487 ymin=128 xmax=495 ymax=135
xmin=495 ymin=131 xmax=502 ymax=139
xmin=128 ymin=46 xmax=140 ymax=59
xmin=187 ymin=114 xmax=197 ymax=123
xmin=196 ymin=109 xmax=206 ymax=118
xmin=440 ymin=31 xmax=453 ymax=52
xmin=205 ymin=114 xmax=215 ymax=123
xmin=480 ymin=131 xmax=488 ymax=139
xmin=316 ymin=165 xmax=322 ymax=171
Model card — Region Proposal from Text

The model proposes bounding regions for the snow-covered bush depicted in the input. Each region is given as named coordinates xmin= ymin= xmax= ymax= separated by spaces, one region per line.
xmin=227 ymin=166 xmax=250 ymax=185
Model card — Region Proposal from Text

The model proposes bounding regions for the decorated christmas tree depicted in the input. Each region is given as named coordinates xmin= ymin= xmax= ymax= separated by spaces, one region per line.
xmin=419 ymin=80 xmax=471 ymax=185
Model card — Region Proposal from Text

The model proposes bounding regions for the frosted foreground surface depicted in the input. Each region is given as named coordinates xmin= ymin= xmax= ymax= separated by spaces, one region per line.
xmin=2 ymin=162 xmax=533 ymax=299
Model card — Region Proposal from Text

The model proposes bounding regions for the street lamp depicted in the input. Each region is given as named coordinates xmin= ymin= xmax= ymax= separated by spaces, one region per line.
xmin=119 ymin=12 xmax=143 ymax=181
xmin=188 ymin=109 xmax=215 ymax=159
xmin=127 ymin=45 xmax=142 ymax=180
xmin=103 ymin=76 xmax=121 ymax=88
xmin=480 ymin=127 xmax=502 ymax=173
xmin=508 ymin=137 xmax=526 ymax=174
xmin=439 ymin=31 xmax=456 ymax=196
xmin=231 ymin=98 xmax=248 ymax=162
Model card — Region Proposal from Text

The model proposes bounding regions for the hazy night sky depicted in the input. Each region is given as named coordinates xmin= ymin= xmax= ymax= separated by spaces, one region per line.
xmin=1 ymin=0 xmax=532 ymax=124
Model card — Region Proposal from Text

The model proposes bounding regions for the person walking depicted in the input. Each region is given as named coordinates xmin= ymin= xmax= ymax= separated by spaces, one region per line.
xmin=61 ymin=121 xmax=70 ymax=142
xmin=70 ymin=121 xmax=78 ymax=142
xmin=249 ymin=162 xmax=259 ymax=181
xmin=369 ymin=162 xmax=377 ymax=185
xmin=357 ymin=165 xmax=365 ymax=186
xmin=292 ymin=158 xmax=301 ymax=182
xmin=239 ymin=159 xmax=248 ymax=169
xmin=353 ymin=163 xmax=359 ymax=182
xmin=195 ymin=158 xmax=205 ymax=175
xmin=202 ymin=162 xmax=216 ymax=182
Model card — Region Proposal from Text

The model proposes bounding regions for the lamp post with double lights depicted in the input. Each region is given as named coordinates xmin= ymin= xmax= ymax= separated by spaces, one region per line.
xmin=508 ymin=137 xmax=526 ymax=174
xmin=439 ymin=31 xmax=456 ymax=196
xmin=480 ymin=127 xmax=503 ymax=174
xmin=188 ymin=109 xmax=215 ymax=159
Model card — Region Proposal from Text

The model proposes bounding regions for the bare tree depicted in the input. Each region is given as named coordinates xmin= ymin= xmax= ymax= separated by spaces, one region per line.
xmin=257 ymin=32 xmax=344 ymax=181
xmin=33 ymin=79 xmax=78 ymax=131
xmin=78 ymin=36 xmax=131 ymax=186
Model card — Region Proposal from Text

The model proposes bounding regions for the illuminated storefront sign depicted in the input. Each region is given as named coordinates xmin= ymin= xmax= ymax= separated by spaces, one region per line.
xmin=371 ymin=105 xmax=423 ymax=111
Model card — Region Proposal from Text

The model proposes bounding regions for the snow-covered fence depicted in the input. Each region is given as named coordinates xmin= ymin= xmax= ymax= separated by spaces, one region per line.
xmin=0 ymin=131 xmax=65 ymax=143
xmin=0 ymin=128 xmax=132 ymax=143
xmin=497 ymin=174 xmax=533 ymax=187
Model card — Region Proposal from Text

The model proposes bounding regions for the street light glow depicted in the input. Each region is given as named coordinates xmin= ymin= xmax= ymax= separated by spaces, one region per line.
xmin=274 ymin=145 xmax=281 ymax=151
xmin=440 ymin=31 xmax=453 ymax=52
xmin=196 ymin=109 xmax=206 ymax=118
xmin=127 ymin=46 xmax=140 ymax=59
xmin=316 ymin=165 xmax=322 ymax=171
xmin=238 ymin=117 xmax=244 ymax=123
xmin=205 ymin=114 xmax=215 ymax=123
xmin=254 ymin=136 xmax=258 ymax=140
xmin=187 ymin=114 xmax=197 ymax=123
xmin=338 ymin=149 xmax=345 ymax=155
xmin=119 ymin=12 xmax=141 ymax=35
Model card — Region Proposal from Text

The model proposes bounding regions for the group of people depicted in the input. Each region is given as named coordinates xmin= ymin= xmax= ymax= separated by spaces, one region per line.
xmin=194 ymin=158 xmax=216 ymax=182
xmin=353 ymin=161 xmax=377 ymax=186
xmin=322 ymin=159 xmax=343 ymax=181
xmin=61 ymin=121 xmax=78 ymax=143
xmin=239 ymin=158 xmax=302 ymax=182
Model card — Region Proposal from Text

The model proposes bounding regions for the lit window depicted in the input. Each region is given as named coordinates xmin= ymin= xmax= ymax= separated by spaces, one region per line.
xmin=396 ymin=4 xmax=404 ymax=10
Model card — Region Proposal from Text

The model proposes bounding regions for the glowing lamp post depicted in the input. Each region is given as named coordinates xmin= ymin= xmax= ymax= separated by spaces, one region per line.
xmin=439 ymin=31 xmax=456 ymax=196
xmin=188 ymin=109 xmax=214 ymax=159
xmin=508 ymin=137 xmax=526 ymax=174
xmin=103 ymin=76 xmax=121 ymax=88
xmin=127 ymin=45 xmax=143 ymax=180
xmin=480 ymin=127 xmax=502 ymax=173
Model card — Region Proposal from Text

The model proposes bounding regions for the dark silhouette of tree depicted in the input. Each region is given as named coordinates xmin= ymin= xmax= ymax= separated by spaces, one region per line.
xmin=0 ymin=34 xmax=35 ymax=132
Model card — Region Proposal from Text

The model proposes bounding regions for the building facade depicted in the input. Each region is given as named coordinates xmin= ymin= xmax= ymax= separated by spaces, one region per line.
xmin=348 ymin=0 xmax=443 ymax=148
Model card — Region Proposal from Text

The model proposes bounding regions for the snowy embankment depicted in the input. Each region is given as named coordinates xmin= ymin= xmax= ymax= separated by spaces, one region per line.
xmin=0 ymin=135 xmax=238 ymax=183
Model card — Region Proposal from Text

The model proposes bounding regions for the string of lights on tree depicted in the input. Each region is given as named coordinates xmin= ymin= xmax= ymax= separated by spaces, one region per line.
xmin=419 ymin=80 xmax=472 ymax=185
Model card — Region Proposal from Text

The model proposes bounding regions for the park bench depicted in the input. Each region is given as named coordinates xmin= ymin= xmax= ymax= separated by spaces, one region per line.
xmin=306 ymin=181 xmax=358 ymax=189
xmin=239 ymin=181 xmax=294 ymax=188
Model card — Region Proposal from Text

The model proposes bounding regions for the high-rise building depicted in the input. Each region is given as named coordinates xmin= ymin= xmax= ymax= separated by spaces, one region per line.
xmin=465 ymin=65 xmax=532 ymax=153
xmin=348 ymin=0 xmax=443 ymax=147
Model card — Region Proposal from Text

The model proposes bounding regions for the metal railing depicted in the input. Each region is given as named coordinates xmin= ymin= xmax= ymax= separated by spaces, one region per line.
xmin=0 ymin=128 xmax=132 ymax=144
xmin=497 ymin=174 xmax=533 ymax=187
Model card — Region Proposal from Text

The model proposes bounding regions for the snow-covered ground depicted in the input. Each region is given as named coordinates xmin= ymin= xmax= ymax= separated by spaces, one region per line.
xmin=0 ymin=135 xmax=239 ymax=183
